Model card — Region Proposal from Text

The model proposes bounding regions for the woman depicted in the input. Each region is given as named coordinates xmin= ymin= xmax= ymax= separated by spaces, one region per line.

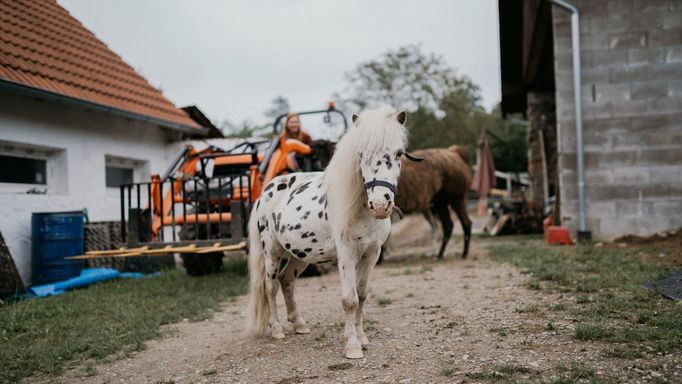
xmin=281 ymin=113 xmax=312 ymax=171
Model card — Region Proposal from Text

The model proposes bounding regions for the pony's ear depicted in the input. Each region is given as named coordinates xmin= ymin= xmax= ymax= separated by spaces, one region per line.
xmin=397 ymin=111 xmax=407 ymax=125
xmin=352 ymin=114 xmax=359 ymax=125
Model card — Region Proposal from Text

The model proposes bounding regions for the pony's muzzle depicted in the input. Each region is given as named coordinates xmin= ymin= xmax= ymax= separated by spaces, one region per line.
xmin=369 ymin=199 xmax=393 ymax=219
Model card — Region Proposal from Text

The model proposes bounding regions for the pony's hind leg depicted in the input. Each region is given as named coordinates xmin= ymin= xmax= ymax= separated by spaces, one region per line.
xmin=263 ymin=240 xmax=286 ymax=339
xmin=278 ymin=256 xmax=310 ymax=334
xmin=355 ymin=247 xmax=381 ymax=346
xmin=452 ymin=198 xmax=472 ymax=258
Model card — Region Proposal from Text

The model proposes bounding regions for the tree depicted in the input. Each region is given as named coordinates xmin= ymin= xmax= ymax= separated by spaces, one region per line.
xmin=335 ymin=44 xmax=480 ymax=118
xmin=334 ymin=45 xmax=527 ymax=173
xmin=263 ymin=95 xmax=291 ymax=121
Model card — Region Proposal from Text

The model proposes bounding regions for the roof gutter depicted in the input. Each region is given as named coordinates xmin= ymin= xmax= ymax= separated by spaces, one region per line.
xmin=0 ymin=79 xmax=208 ymax=135
xmin=546 ymin=0 xmax=590 ymax=242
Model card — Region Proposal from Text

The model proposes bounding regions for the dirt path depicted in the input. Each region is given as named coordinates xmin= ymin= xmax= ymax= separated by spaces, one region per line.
xmin=46 ymin=218 xmax=680 ymax=383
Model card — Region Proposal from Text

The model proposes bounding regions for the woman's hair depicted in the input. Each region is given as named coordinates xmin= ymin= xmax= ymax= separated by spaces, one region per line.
xmin=280 ymin=113 xmax=307 ymax=141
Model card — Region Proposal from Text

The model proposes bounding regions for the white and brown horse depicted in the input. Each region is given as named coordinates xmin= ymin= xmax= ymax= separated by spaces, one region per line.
xmin=246 ymin=106 xmax=419 ymax=359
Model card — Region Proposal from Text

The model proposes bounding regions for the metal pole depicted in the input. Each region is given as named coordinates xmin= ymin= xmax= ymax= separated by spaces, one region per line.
xmin=546 ymin=0 xmax=590 ymax=241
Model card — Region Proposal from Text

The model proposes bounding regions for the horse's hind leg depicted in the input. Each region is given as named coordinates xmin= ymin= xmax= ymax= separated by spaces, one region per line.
xmin=434 ymin=199 xmax=453 ymax=259
xmin=423 ymin=209 xmax=439 ymax=257
xmin=452 ymin=198 xmax=472 ymax=258
xmin=263 ymin=240 xmax=286 ymax=339
xmin=278 ymin=256 xmax=310 ymax=334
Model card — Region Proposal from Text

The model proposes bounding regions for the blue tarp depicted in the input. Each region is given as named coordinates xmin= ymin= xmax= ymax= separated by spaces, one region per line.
xmin=28 ymin=268 xmax=157 ymax=297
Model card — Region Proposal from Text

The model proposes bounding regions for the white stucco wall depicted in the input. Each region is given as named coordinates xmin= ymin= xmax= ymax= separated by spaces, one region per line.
xmin=0 ymin=91 xmax=185 ymax=285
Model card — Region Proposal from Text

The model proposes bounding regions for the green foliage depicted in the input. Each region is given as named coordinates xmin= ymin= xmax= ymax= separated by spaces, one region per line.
xmin=335 ymin=44 xmax=527 ymax=172
xmin=0 ymin=263 xmax=248 ymax=382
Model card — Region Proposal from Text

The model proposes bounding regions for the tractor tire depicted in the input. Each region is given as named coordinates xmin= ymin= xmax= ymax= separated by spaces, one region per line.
xmin=178 ymin=217 xmax=225 ymax=276
xmin=180 ymin=252 xmax=223 ymax=276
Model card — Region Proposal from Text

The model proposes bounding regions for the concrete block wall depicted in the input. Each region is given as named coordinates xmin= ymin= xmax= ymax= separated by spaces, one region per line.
xmin=552 ymin=0 xmax=682 ymax=240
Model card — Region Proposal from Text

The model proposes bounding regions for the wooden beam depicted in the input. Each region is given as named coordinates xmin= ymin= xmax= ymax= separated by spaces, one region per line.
xmin=66 ymin=241 xmax=246 ymax=260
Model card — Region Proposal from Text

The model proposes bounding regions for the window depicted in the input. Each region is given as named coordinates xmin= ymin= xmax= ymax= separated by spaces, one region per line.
xmin=105 ymin=166 xmax=134 ymax=188
xmin=0 ymin=154 xmax=47 ymax=184
xmin=104 ymin=155 xmax=148 ymax=189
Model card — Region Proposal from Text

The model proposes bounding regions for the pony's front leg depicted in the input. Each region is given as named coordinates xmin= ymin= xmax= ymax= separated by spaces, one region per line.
xmin=355 ymin=247 xmax=381 ymax=346
xmin=337 ymin=246 xmax=363 ymax=359
xmin=278 ymin=256 xmax=310 ymax=334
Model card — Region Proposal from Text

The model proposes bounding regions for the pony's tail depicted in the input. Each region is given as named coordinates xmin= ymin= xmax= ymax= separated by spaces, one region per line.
xmin=449 ymin=145 xmax=470 ymax=165
xmin=246 ymin=205 xmax=270 ymax=337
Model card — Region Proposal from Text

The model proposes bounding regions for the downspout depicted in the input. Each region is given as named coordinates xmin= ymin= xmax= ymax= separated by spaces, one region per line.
xmin=546 ymin=0 xmax=590 ymax=241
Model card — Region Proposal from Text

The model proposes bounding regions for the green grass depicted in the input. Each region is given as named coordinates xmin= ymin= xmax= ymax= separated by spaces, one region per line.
xmin=575 ymin=323 xmax=613 ymax=340
xmin=376 ymin=297 xmax=394 ymax=306
xmin=439 ymin=361 xmax=458 ymax=377
xmin=489 ymin=242 xmax=682 ymax=356
xmin=0 ymin=261 xmax=248 ymax=383
xmin=466 ymin=361 xmax=607 ymax=384
xmin=466 ymin=363 xmax=532 ymax=382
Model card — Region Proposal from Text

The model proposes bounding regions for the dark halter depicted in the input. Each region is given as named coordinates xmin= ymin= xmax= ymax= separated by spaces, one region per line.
xmin=364 ymin=179 xmax=397 ymax=194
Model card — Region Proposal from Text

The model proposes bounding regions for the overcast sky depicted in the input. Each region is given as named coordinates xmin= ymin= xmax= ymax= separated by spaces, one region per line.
xmin=60 ymin=0 xmax=501 ymax=127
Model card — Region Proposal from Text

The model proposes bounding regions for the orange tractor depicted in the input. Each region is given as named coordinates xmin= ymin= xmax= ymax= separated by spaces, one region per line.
xmin=77 ymin=104 xmax=347 ymax=275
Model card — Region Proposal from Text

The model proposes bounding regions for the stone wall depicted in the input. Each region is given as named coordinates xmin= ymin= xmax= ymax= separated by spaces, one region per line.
xmin=552 ymin=0 xmax=682 ymax=240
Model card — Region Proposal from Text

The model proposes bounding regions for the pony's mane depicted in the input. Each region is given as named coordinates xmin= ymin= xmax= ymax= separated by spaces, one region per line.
xmin=323 ymin=106 xmax=407 ymax=231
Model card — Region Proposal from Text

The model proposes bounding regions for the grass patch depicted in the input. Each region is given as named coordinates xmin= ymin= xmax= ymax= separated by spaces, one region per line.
xmin=376 ymin=297 xmax=394 ymax=306
xmin=515 ymin=304 xmax=541 ymax=314
xmin=364 ymin=318 xmax=378 ymax=331
xmin=575 ymin=323 xmax=613 ymax=340
xmin=439 ymin=361 xmax=458 ymax=377
xmin=0 ymin=262 xmax=248 ymax=382
xmin=466 ymin=363 xmax=532 ymax=382
xmin=466 ymin=361 xmax=609 ymax=383
xmin=489 ymin=242 xmax=682 ymax=356
xmin=553 ymin=362 xmax=605 ymax=384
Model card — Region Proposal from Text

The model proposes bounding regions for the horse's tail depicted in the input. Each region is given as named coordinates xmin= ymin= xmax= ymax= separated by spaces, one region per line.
xmin=246 ymin=204 xmax=270 ymax=337
xmin=449 ymin=145 xmax=470 ymax=165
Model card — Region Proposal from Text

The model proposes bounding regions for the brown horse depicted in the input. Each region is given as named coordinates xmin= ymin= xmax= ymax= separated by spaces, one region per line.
xmin=386 ymin=145 xmax=472 ymax=260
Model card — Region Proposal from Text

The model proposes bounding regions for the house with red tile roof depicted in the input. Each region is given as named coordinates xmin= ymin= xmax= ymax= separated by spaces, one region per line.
xmin=0 ymin=0 xmax=210 ymax=285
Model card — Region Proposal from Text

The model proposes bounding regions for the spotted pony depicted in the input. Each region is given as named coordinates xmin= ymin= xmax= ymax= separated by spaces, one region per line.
xmin=246 ymin=106 xmax=420 ymax=359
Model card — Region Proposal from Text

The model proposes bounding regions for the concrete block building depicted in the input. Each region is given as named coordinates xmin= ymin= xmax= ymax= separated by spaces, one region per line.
xmin=0 ymin=0 xmax=207 ymax=284
xmin=499 ymin=0 xmax=682 ymax=240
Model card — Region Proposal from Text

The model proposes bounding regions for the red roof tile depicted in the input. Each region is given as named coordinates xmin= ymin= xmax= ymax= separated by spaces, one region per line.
xmin=0 ymin=0 xmax=201 ymax=130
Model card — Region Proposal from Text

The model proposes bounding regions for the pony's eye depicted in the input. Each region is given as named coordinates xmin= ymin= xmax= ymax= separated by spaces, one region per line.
xmin=396 ymin=150 xmax=404 ymax=158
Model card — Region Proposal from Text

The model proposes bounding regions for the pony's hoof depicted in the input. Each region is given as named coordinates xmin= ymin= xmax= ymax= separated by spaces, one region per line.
xmin=345 ymin=347 xmax=364 ymax=359
xmin=358 ymin=334 xmax=369 ymax=345
xmin=294 ymin=324 xmax=311 ymax=334
xmin=271 ymin=330 xmax=285 ymax=339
